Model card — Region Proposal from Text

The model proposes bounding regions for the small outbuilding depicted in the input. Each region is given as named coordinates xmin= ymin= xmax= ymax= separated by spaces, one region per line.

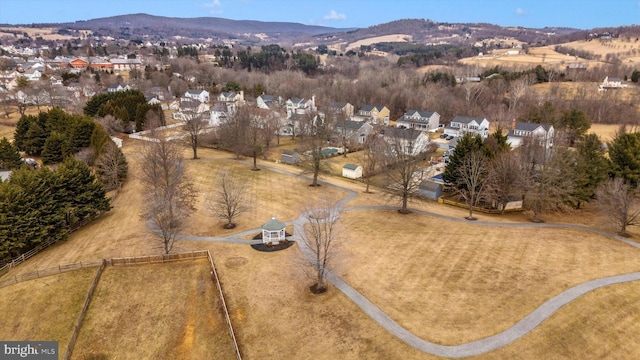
xmin=418 ymin=179 xmax=443 ymax=200
xmin=281 ymin=150 xmax=301 ymax=164
xmin=342 ymin=163 xmax=363 ymax=179
xmin=261 ymin=216 xmax=287 ymax=245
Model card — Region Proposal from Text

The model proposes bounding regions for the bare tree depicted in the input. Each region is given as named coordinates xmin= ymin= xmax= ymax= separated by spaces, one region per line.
xmin=508 ymin=75 xmax=534 ymax=113
xmin=182 ymin=113 xmax=208 ymax=159
xmin=219 ymin=105 xmax=249 ymax=159
xmin=384 ymin=128 xmax=437 ymax=213
xmin=208 ymin=171 xmax=249 ymax=229
xmin=520 ymin=146 xmax=576 ymax=222
xmin=96 ymin=141 xmax=128 ymax=190
xmin=596 ymin=177 xmax=640 ymax=236
xmin=300 ymin=111 xmax=330 ymax=187
xmin=455 ymin=150 xmax=489 ymax=220
xmin=486 ymin=150 xmax=522 ymax=213
xmin=246 ymin=109 xmax=266 ymax=171
xmin=358 ymin=129 xmax=384 ymax=193
xmin=299 ymin=199 xmax=342 ymax=294
xmin=140 ymin=137 xmax=197 ymax=253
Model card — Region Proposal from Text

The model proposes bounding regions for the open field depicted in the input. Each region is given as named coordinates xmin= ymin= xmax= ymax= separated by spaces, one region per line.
xmin=73 ymin=259 xmax=236 ymax=359
xmin=4 ymin=135 xmax=640 ymax=358
xmin=0 ymin=27 xmax=86 ymax=41
xmin=339 ymin=210 xmax=640 ymax=345
xmin=346 ymin=34 xmax=413 ymax=52
xmin=0 ymin=267 xmax=96 ymax=349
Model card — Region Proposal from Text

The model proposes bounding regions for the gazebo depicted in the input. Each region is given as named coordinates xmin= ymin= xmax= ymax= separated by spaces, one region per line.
xmin=261 ymin=216 xmax=287 ymax=245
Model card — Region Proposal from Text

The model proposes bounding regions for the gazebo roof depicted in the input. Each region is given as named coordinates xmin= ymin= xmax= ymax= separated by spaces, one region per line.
xmin=262 ymin=216 xmax=286 ymax=231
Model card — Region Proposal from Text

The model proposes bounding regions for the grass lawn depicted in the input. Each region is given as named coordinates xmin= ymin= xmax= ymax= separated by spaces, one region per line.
xmin=338 ymin=210 xmax=640 ymax=345
xmin=188 ymin=241 xmax=432 ymax=360
xmin=73 ymin=259 xmax=237 ymax=360
xmin=481 ymin=281 xmax=640 ymax=359
xmin=0 ymin=267 xmax=97 ymax=350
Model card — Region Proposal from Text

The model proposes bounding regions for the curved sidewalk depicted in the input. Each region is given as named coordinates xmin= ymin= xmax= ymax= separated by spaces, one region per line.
xmin=154 ymin=161 xmax=640 ymax=357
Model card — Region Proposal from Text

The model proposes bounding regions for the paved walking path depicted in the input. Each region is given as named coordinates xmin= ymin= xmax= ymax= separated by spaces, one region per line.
xmin=149 ymin=160 xmax=640 ymax=358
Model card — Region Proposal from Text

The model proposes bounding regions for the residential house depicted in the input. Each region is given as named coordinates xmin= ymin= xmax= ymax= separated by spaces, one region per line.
xmin=184 ymin=89 xmax=210 ymax=103
xmin=218 ymin=91 xmax=245 ymax=112
xmin=107 ymin=84 xmax=131 ymax=93
xmin=396 ymin=110 xmax=440 ymax=132
xmin=418 ymin=179 xmax=443 ymax=200
xmin=49 ymin=76 xmax=63 ymax=87
xmin=286 ymin=96 xmax=316 ymax=118
xmin=179 ymin=98 xmax=210 ymax=115
xmin=600 ymin=76 xmax=627 ymax=91
xmin=209 ymin=103 xmax=229 ymax=127
xmin=342 ymin=164 xmax=363 ymax=179
xmin=382 ymin=127 xmax=432 ymax=156
xmin=256 ymin=94 xmax=283 ymax=110
xmin=335 ymin=120 xmax=375 ymax=146
xmin=355 ymin=105 xmax=390 ymax=124
xmin=506 ymin=121 xmax=554 ymax=149
xmin=328 ymin=101 xmax=355 ymax=118
xmin=23 ymin=69 xmax=41 ymax=81
xmin=445 ymin=116 xmax=490 ymax=138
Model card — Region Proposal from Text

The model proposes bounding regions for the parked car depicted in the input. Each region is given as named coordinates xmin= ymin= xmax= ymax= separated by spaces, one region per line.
xmin=445 ymin=135 xmax=455 ymax=140
xmin=439 ymin=133 xmax=448 ymax=138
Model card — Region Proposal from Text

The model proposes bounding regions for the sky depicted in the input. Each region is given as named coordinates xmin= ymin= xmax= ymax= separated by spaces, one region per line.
xmin=0 ymin=0 xmax=639 ymax=30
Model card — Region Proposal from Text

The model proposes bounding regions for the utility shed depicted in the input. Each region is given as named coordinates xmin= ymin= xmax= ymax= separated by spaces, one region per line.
xmin=261 ymin=216 xmax=286 ymax=245
xmin=342 ymin=164 xmax=363 ymax=179
xmin=418 ymin=180 xmax=443 ymax=200
xmin=281 ymin=150 xmax=300 ymax=164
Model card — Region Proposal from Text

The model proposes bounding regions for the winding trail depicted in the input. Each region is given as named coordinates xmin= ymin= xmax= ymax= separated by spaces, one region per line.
xmin=151 ymin=161 xmax=640 ymax=358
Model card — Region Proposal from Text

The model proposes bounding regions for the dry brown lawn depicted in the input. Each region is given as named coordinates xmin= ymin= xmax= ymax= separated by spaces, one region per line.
xmin=73 ymin=259 xmax=236 ymax=359
xmin=479 ymin=281 xmax=640 ymax=359
xmin=346 ymin=34 xmax=413 ymax=52
xmin=6 ymin=134 xmax=640 ymax=358
xmin=186 ymin=241 xmax=432 ymax=360
xmin=338 ymin=210 xmax=640 ymax=346
xmin=0 ymin=267 xmax=96 ymax=348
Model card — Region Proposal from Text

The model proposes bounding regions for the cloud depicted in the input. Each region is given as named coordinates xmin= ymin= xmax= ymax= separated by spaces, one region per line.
xmin=515 ymin=7 xmax=526 ymax=15
xmin=204 ymin=0 xmax=221 ymax=7
xmin=203 ymin=0 xmax=223 ymax=14
xmin=323 ymin=10 xmax=346 ymax=21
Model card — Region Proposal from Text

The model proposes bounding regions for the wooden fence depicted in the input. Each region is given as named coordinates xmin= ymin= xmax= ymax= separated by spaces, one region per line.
xmin=438 ymin=198 xmax=523 ymax=214
xmin=0 ymin=261 xmax=102 ymax=288
xmin=0 ymin=212 xmax=105 ymax=276
xmin=207 ymin=251 xmax=242 ymax=360
xmin=0 ymin=250 xmax=241 ymax=360
xmin=64 ymin=260 xmax=106 ymax=360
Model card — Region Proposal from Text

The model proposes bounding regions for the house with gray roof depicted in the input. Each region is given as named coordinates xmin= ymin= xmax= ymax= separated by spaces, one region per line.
xmin=507 ymin=121 xmax=554 ymax=149
xmin=445 ymin=116 xmax=490 ymax=138
xmin=396 ymin=110 xmax=440 ymax=132
xmin=184 ymin=89 xmax=210 ymax=103
xmin=257 ymin=94 xmax=283 ymax=110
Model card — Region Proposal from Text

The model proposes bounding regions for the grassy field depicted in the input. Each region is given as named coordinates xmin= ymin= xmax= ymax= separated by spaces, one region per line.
xmin=73 ymin=259 xmax=236 ymax=359
xmin=4 ymin=131 xmax=640 ymax=358
xmin=339 ymin=210 xmax=640 ymax=345
xmin=0 ymin=267 xmax=97 ymax=350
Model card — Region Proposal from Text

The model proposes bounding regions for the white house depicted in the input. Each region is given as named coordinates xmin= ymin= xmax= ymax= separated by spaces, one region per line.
xmin=286 ymin=96 xmax=316 ymax=117
xmin=209 ymin=103 xmax=229 ymax=127
xmin=256 ymin=94 xmax=283 ymax=110
xmin=507 ymin=121 xmax=554 ymax=149
xmin=382 ymin=127 xmax=432 ymax=156
xmin=445 ymin=116 xmax=490 ymax=138
xmin=184 ymin=89 xmax=210 ymax=103
xmin=342 ymin=164 xmax=363 ymax=179
xmin=107 ymin=84 xmax=131 ymax=93
xmin=396 ymin=110 xmax=440 ymax=132
xmin=601 ymin=76 xmax=627 ymax=89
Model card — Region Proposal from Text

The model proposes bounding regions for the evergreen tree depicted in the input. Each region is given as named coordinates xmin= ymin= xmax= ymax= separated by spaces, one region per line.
xmin=608 ymin=132 xmax=640 ymax=187
xmin=13 ymin=115 xmax=32 ymax=151
xmin=22 ymin=121 xmax=48 ymax=155
xmin=42 ymin=131 xmax=68 ymax=164
xmin=0 ymin=137 xmax=23 ymax=170
xmin=558 ymin=109 xmax=590 ymax=147
xmin=572 ymin=133 xmax=610 ymax=208
xmin=56 ymin=157 xmax=110 ymax=222
xmin=443 ymin=133 xmax=484 ymax=186
xmin=68 ymin=117 xmax=96 ymax=154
